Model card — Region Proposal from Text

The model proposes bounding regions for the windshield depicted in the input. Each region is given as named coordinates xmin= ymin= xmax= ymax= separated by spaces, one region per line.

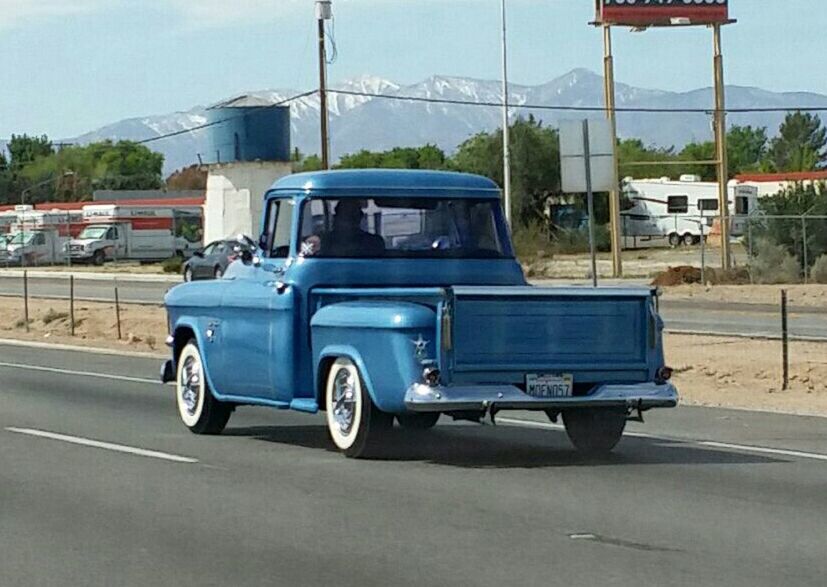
xmin=79 ymin=226 xmax=110 ymax=240
xmin=7 ymin=232 xmax=34 ymax=245
xmin=299 ymin=197 xmax=511 ymax=259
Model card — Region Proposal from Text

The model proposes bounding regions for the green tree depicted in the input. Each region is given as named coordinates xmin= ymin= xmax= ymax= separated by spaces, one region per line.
xmin=15 ymin=140 xmax=164 ymax=204
xmin=765 ymin=112 xmax=827 ymax=172
xmin=7 ymin=134 xmax=53 ymax=169
xmin=728 ymin=125 xmax=768 ymax=175
xmin=337 ymin=145 xmax=447 ymax=170
xmin=617 ymin=139 xmax=680 ymax=180
xmin=750 ymin=182 xmax=827 ymax=273
xmin=450 ymin=116 xmax=560 ymax=228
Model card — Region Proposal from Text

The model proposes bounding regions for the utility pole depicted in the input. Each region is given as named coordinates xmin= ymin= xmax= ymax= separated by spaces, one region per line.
xmin=713 ymin=23 xmax=732 ymax=269
xmin=500 ymin=0 xmax=512 ymax=227
xmin=602 ymin=25 xmax=623 ymax=277
xmin=316 ymin=0 xmax=332 ymax=170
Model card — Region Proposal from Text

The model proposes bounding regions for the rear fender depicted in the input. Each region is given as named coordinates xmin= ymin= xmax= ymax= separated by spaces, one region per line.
xmin=316 ymin=346 xmax=380 ymax=409
xmin=312 ymin=301 xmax=438 ymax=413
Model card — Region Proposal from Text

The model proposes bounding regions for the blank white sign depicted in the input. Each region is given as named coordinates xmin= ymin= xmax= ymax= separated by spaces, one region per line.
xmin=560 ymin=119 xmax=616 ymax=193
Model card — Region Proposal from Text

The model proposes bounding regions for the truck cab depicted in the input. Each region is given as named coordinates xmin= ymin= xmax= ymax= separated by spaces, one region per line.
xmin=163 ymin=170 xmax=677 ymax=458
xmin=0 ymin=228 xmax=67 ymax=265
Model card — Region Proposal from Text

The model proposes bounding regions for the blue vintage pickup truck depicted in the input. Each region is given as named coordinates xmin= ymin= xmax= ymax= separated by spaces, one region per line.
xmin=162 ymin=169 xmax=677 ymax=457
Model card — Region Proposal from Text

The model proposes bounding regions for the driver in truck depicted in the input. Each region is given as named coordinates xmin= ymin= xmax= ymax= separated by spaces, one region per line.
xmin=319 ymin=199 xmax=386 ymax=257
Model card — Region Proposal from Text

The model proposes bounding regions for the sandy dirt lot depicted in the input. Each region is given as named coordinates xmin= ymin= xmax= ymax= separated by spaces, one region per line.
xmin=0 ymin=297 xmax=167 ymax=353
xmin=524 ymin=243 xmax=749 ymax=279
xmin=666 ymin=333 xmax=827 ymax=417
xmin=661 ymin=283 xmax=827 ymax=308
xmin=1 ymin=297 xmax=824 ymax=417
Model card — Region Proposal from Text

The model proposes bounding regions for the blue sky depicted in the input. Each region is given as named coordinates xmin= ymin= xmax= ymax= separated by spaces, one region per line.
xmin=1 ymin=0 xmax=826 ymax=139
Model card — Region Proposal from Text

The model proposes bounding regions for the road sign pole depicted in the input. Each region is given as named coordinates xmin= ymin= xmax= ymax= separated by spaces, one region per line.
xmin=583 ymin=120 xmax=598 ymax=288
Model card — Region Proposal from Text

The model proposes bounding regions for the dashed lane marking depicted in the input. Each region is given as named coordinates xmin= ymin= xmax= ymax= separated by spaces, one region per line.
xmin=6 ymin=427 xmax=198 ymax=464
xmin=0 ymin=361 xmax=160 ymax=385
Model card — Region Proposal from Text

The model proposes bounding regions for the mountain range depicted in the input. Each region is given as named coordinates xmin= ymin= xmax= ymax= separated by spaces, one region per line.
xmin=17 ymin=69 xmax=827 ymax=174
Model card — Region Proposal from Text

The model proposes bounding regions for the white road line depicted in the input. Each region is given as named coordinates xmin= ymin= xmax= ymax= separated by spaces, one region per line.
xmin=6 ymin=428 xmax=198 ymax=464
xmin=698 ymin=441 xmax=827 ymax=462
xmin=0 ymin=361 xmax=160 ymax=385
xmin=498 ymin=417 xmax=827 ymax=463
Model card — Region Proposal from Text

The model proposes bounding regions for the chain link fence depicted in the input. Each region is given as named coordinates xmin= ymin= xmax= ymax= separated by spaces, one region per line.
xmin=621 ymin=213 xmax=827 ymax=284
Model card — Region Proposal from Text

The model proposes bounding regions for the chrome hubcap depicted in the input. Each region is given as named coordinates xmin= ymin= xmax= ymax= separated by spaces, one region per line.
xmin=332 ymin=368 xmax=357 ymax=436
xmin=180 ymin=355 xmax=201 ymax=416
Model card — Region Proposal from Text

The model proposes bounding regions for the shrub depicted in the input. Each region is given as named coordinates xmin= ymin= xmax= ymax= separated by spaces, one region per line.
xmin=162 ymin=256 xmax=183 ymax=274
xmin=42 ymin=308 xmax=68 ymax=325
xmin=512 ymin=222 xmax=552 ymax=261
xmin=810 ymin=255 xmax=827 ymax=284
xmin=750 ymin=239 xmax=801 ymax=284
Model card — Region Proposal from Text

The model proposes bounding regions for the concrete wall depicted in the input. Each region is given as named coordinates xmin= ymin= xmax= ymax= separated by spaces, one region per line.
xmin=204 ymin=161 xmax=292 ymax=243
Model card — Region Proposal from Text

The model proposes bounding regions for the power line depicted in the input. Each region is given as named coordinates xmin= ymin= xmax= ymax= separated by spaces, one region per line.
xmin=327 ymin=88 xmax=827 ymax=115
xmin=135 ymin=90 xmax=319 ymax=146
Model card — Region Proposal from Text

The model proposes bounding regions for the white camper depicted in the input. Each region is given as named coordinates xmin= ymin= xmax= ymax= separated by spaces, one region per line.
xmin=621 ymin=175 xmax=759 ymax=246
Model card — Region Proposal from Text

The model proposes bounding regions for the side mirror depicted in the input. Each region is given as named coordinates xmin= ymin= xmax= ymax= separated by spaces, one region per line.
xmin=193 ymin=250 xmax=204 ymax=258
xmin=238 ymin=247 xmax=254 ymax=265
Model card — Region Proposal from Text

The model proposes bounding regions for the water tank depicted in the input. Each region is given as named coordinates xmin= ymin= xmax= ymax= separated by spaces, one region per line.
xmin=205 ymin=96 xmax=291 ymax=164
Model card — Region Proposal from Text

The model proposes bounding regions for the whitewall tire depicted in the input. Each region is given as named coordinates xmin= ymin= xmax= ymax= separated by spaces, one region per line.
xmin=325 ymin=357 xmax=392 ymax=458
xmin=176 ymin=340 xmax=231 ymax=435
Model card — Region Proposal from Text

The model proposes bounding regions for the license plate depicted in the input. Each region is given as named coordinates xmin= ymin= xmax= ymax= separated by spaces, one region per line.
xmin=526 ymin=373 xmax=573 ymax=398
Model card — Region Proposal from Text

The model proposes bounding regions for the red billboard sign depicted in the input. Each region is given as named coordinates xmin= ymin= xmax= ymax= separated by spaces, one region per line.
xmin=596 ymin=0 xmax=729 ymax=27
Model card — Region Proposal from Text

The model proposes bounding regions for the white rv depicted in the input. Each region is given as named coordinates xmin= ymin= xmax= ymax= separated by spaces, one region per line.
xmin=621 ymin=175 xmax=759 ymax=246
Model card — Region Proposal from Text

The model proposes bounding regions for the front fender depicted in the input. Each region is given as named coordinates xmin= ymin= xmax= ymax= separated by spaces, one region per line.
xmin=170 ymin=316 xmax=223 ymax=400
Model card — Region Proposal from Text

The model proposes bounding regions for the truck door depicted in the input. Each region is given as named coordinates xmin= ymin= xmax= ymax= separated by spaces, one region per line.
xmin=108 ymin=226 xmax=126 ymax=260
xmin=213 ymin=198 xmax=296 ymax=402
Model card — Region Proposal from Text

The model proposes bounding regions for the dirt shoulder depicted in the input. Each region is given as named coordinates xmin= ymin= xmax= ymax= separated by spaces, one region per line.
xmin=0 ymin=296 xmax=167 ymax=353
xmin=660 ymin=283 xmax=827 ymax=309
xmin=1 ymin=297 xmax=824 ymax=417
xmin=666 ymin=333 xmax=827 ymax=417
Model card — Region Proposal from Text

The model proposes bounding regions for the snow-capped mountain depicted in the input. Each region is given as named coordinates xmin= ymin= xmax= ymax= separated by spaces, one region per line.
xmin=66 ymin=69 xmax=827 ymax=174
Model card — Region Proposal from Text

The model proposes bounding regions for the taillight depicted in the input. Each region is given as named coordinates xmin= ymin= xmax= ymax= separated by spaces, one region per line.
xmin=656 ymin=366 xmax=673 ymax=383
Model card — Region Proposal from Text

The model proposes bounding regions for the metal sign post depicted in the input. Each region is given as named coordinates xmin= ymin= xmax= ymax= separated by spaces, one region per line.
xmin=582 ymin=120 xmax=598 ymax=288
xmin=560 ymin=119 xmax=616 ymax=288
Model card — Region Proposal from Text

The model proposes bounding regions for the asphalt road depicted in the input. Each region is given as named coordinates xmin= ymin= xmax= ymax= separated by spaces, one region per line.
xmin=1 ymin=343 xmax=826 ymax=586
xmin=2 ymin=274 xmax=826 ymax=339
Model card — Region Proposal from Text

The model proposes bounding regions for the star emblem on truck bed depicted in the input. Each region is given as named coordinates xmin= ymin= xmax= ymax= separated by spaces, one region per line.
xmin=410 ymin=334 xmax=430 ymax=361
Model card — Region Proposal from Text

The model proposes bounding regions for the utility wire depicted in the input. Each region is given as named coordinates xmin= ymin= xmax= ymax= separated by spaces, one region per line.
xmin=327 ymin=88 xmax=827 ymax=115
xmin=135 ymin=90 xmax=319 ymax=146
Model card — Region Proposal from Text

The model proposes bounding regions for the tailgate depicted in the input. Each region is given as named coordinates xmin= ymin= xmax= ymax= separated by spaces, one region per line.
xmin=448 ymin=286 xmax=655 ymax=384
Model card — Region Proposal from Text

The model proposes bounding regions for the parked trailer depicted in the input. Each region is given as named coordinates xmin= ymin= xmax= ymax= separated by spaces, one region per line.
xmin=622 ymin=176 xmax=759 ymax=246
xmin=68 ymin=203 xmax=202 ymax=264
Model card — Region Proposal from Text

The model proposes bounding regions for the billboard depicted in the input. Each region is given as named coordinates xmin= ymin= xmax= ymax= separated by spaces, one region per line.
xmin=596 ymin=0 xmax=729 ymax=27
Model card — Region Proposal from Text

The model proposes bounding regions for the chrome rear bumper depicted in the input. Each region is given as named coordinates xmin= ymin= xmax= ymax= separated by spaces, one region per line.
xmin=404 ymin=382 xmax=678 ymax=413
